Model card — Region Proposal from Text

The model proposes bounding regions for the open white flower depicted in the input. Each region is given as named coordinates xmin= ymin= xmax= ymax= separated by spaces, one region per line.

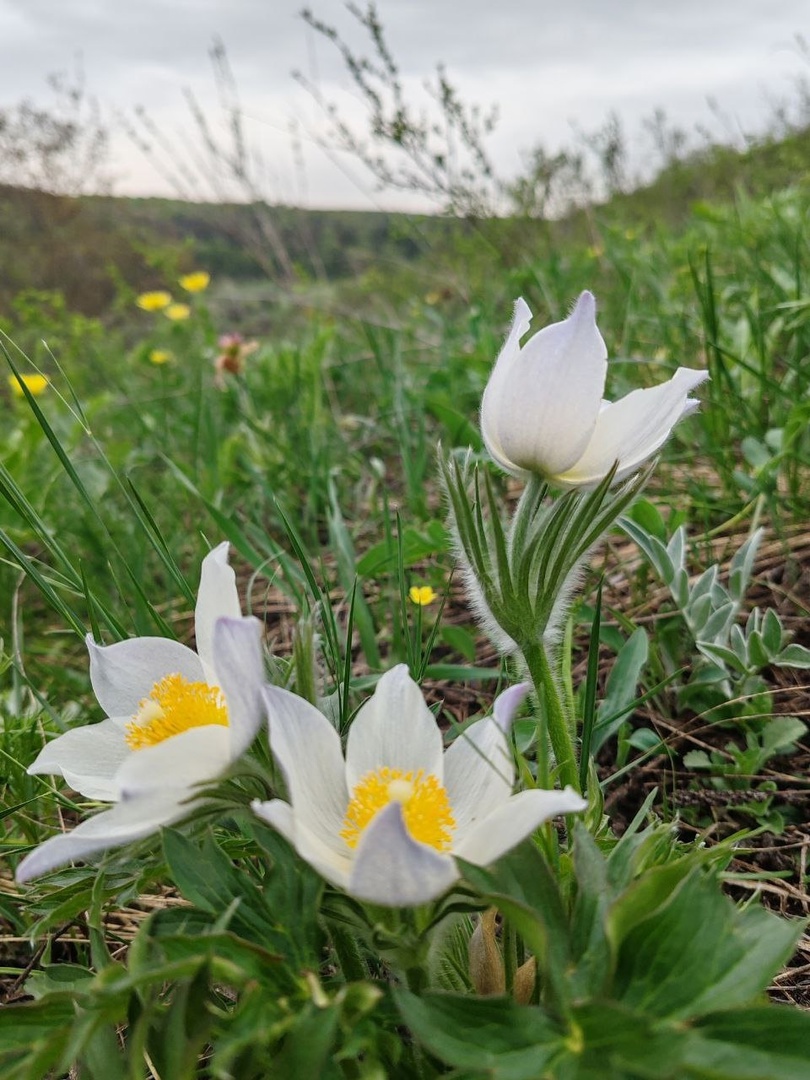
xmin=481 ymin=292 xmax=709 ymax=488
xmin=252 ymin=665 xmax=586 ymax=906
xmin=16 ymin=543 xmax=265 ymax=882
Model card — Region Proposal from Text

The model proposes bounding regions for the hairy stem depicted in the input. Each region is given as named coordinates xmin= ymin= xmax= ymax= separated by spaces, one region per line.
xmin=523 ymin=640 xmax=580 ymax=795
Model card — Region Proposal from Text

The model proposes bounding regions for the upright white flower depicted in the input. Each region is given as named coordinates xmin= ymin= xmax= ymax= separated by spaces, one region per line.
xmin=481 ymin=292 xmax=708 ymax=488
xmin=252 ymin=665 xmax=586 ymax=906
xmin=16 ymin=543 xmax=265 ymax=882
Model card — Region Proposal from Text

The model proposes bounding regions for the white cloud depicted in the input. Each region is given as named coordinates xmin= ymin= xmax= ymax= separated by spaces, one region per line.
xmin=0 ymin=0 xmax=807 ymax=208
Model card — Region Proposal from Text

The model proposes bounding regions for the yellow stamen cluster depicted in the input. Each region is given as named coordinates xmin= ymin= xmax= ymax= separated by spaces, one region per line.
xmin=125 ymin=673 xmax=228 ymax=751
xmin=341 ymin=767 xmax=456 ymax=852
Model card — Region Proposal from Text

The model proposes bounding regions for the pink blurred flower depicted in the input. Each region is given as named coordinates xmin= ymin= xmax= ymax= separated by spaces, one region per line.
xmin=215 ymin=332 xmax=259 ymax=384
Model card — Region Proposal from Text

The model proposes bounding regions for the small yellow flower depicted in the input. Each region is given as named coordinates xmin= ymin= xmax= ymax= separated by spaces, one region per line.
xmin=165 ymin=303 xmax=191 ymax=322
xmin=136 ymin=291 xmax=172 ymax=312
xmin=409 ymin=585 xmax=437 ymax=606
xmin=178 ymin=271 xmax=210 ymax=293
xmin=149 ymin=349 xmax=172 ymax=365
xmin=9 ymin=373 xmax=48 ymax=398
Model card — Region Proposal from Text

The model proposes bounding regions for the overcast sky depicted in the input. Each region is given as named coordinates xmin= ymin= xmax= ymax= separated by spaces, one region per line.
xmin=1 ymin=0 xmax=808 ymax=209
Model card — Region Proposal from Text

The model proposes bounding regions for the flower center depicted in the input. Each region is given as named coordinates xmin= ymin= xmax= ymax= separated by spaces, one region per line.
xmin=340 ymin=767 xmax=456 ymax=852
xmin=125 ymin=673 xmax=228 ymax=751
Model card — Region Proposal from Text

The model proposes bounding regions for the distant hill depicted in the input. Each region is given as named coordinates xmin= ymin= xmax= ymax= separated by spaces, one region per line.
xmin=1 ymin=123 xmax=808 ymax=319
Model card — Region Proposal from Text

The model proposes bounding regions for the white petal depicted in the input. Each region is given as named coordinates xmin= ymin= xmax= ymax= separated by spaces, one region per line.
xmin=443 ymin=694 xmax=525 ymax=836
xmin=349 ymin=801 xmax=458 ymax=906
xmin=482 ymin=292 xmax=608 ymax=477
xmin=480 ymin=298 xmax=535 ymax=476
xmin=195 ymin=542 xmax=242 ymax=683
xmin=556 ymin=367 xmax=709 ymax=488
xmin=213 ymin=616 xmax=265 ymax=760
xmin=114 ymin=725 xmax=231 ymax=798
xmin=454 ymin=787 xmax=588 ymax=866
xmin=263 ymin=685 xmax=349 ymax=857
xmin=28 ymin=719 xmax=130 ymax=800
xmin=252 ymin=798 xmax=352 ymax=888
xmin=15 ymin=792 xmax=188 ymax=882
xmin=87 ymin=635 xmax=204 ymax=718
xmin=345 ymin=665 xmax=443 ymax=791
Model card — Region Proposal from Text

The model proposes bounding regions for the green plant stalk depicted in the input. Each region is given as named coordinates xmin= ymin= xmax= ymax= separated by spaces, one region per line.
xmin=502 ymin=916 xmax=517 ymax=995
xmin=523 ymin=640 xmax=580 ymax=794
xmin=329 ymin=923 xmax=367 ymax=983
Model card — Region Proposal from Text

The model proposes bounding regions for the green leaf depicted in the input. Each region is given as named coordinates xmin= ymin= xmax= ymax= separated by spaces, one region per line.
xmin=272 ymin=1001 xmax=342 ymax=1079
xmin=696 ymin=641 xmax=748 ymax=673
xmin=142 ymin=919 xmax=287 ymax=990
xmin=683 ymin=1006 xmax=810 ymax=1079
xmin=761 ymin=715 xmax=807 ymax=756
xmin=700 ymin=601 xmax=737 ymax=643
xmin=776 ymin=642 xmax=810 ymax=669
xmin=569 ymin=825 xmax=612 ymax=997
xmin=626 ymin=498 xmax=667 ymax=541
xmin=25 ymin=963 xmax=94 ymax=999
xmin=746 ymin=629 xmax=771 ymax=670
xmin=144 ymin=965 xmax=214 ymax=1080
xmin=761 ymin=607 xmax=783 ymax=655
xmin=609 ymin=868 xmax=802 ymax=1020
xmin=591 ymin=627 xmax=649 ymax=753
xmin=246 ymin=820 xmax=325 ymax=967
xmin=728 ymin=529 xmax=763 ymax=603
xmin=0 ymin=995 xmax=76 ymax=1050
xmin=393 ymin=989 xmax=563 ymax=1080
xmin=620 ymin=516 xmax=675 ymax=584
xmin=562 ymin=1000 xmax=688 ymax=1079
xmin=163 ymin=826 xmax=320 ymax=965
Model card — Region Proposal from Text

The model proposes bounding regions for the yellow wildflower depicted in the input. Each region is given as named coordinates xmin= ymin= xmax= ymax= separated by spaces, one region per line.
xmin=149 ymin=350 xmax=172 ymax=365
xmin=165 ymin=303 xmax=191 ymax=322
xmin=409 ymin=585 xmax=437 ymax=606
xmin=178 ymin=271 xmax=210 ymax=293
xmin=136 ymin=291 xmax=172 ymax=312
xmin=9 ymin=373 xmax=48 ymax=398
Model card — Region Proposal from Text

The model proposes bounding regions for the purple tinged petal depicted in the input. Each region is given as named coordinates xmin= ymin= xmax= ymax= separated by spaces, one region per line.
xmin=15 ymin=793 xmax=189 ymax=882
xmin=212 ymin=615 xmax=265 ymax=760
xmin=348 ymin=801 xmax=459 ymax=906
xmin=493 ymin=683 xmax=531 ymax=734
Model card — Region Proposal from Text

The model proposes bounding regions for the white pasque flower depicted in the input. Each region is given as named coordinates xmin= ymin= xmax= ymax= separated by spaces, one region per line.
xmin=16 ymin=543 xmax=264 ymax=882
xmin=481 ymin=291 xmax=709 ymax=489
xmin=252 ymin=665 xmax=586 ymax=906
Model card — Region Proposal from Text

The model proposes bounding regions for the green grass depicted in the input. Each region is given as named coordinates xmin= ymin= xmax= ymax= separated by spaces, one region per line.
xmin=1 ymin=134 xmax=809 ymax=1076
